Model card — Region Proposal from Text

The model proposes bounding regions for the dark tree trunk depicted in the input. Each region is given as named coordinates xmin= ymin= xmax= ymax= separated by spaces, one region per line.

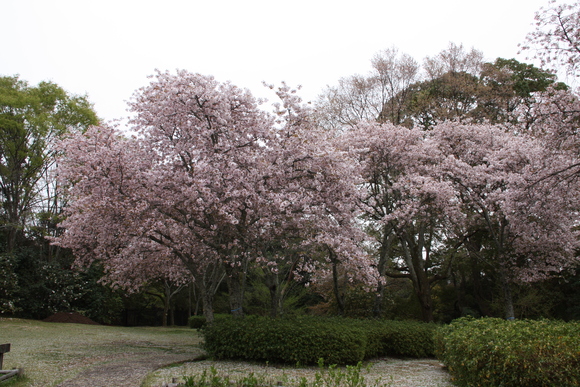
xmin=264 ymin=254 xmax=300 ymax=318
xmin=374 ymin=230 xmax=396 ymax=318
xmin=201 ymin=286 xmax=215 ymax=324
xmin=399 ymin=229 xmax=436 ymax=323
xmin=162 ymin=295 xmax=169 ymax=327
xmin=182 ymin=260 xmax=223 ymax=325
xmin=500 ymin=270 xmax=515 ymax=320
xmin=373 ymin=281 xmax=385 ymax=318
xmin=470 ymin=260 xmax=493 ymax=316
xmin=331 ymin=257 xmax=346 ymax=316
xmin=415 ymin=281 xmax=435 ymax=322
xmin=225 ymin=261 xmax=247 ymax=318
xmin=269 ymin=283 xmax=281 ymax=318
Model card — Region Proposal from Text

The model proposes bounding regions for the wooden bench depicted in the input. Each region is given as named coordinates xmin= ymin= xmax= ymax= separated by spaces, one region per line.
xmin=0 ymin=344 xmax=21 ymax=382
xmin=0 ymin=344 xmax=9 ymax=370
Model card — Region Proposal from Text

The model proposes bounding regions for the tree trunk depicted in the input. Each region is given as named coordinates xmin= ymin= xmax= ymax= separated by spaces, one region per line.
xmin=195 ymin=276 xmax=216 ymax=324
xmin=188 ymin=281 xmax=193 ymax=318
xmin=331 ymin=258 xmax=346 ymax=316
xmin=470 ymin=259 xmax=493 ymax=316
xmin=500 ymin=270 xmax=515 ymax=320
xmin=399 ymin=230 xmax=436 ymax=323
xmin=225 ymin=262 xmax=247 ymax=318
xmin=264 ymin=268 xmax=282 ymax=318
xmin=201 ymin=286 xmax=215 ymax=324
xmin=265 ymin=255 xmax=300 ymax=318
xmin=162 ymin=282 xmax=171 ymax=327
xmin=269 ymin=283 xmax=281 ymax=318
xmin=162 ymin=298 xmax=169 ymax=327
xmin=415 ymin=277 xmax=435 ymax=322
xmin=374 ymin=230 xmax=396 ymax=318
xmin=373 ymin=281 xmax=385 ymax=318
xmin=184 ymin=260 xmax=224 ymax=325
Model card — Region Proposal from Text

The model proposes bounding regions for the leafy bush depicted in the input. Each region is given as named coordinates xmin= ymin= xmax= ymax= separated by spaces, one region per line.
xmin=377 ymin=320 xmax=435 ymax=358
xmin=189 ymin=316 xmax=205 ymax=329
xmin=436 ymin=317 xmax=580 ymax=387
xmin=202 ymin=316 xmax=436 ymax=365
xmin=0 ymin=253 xmax=20 ymax=315
xmin=188 ymin=314 xmax=231 ymax=329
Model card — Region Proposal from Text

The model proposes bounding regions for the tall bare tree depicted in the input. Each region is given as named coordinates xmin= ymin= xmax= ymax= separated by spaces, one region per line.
xmin=316 ymin=47 xmax=420 ymax=129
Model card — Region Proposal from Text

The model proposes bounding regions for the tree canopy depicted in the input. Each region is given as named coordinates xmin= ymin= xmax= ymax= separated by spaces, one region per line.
xmin=55 ymin=71 xmax=372 ymax=322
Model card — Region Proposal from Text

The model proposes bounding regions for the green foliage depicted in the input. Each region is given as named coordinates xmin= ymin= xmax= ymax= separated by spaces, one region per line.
xmin=203 ymin=316 xmax=365 ymax=365
xmin=366 ymin=320 xmax=437 ymax=358
xmin=11 ymin=247 xmax=86 ymax=319
xmin=242 ymin=267 xmax=324 ymax=317
xmin=189 ymin=315 xmax=206 ymax=329
xmin=202 ymin=316 xmax=436 ymax=365
xmin=8 ymin=248 xmax=124 ymax=323
xmin=0 ymin=253 xmax=20 ymax=314
xmin=181 ymin=361 xmax=385 ymax=387
xmin=436 ymin=317 xmax=580 ymax=387
xmin=489 ymin=58 xmax=566 ymax=97
xmin=183 ymin=366 xmax=272 ymax=387
xmin=188 ymin=314 xmax=231 ymax=329
xmin=0 ymin=75 xmax=99 ymax=252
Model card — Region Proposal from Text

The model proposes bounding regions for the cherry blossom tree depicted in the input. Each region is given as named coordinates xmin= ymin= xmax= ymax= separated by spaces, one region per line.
xmin=520 ymin=1 xmax=580 ymax=77
xmin=431 ymin=121 xmax=580 ymax=319
xmin=339 ymin=115 xmax=580 ymax=321
xmin=54 ymin=124 xmax=195 ymax=322
xmin=55 ymin=71 xmax=373 ymax=322
xmin=254 ymin=82 xmax=375 ymax=316
xmin=341 ymin=122 xmax=464 ymax=322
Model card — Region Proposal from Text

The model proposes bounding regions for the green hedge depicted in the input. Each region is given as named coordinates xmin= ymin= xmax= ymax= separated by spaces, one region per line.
xmin=436 ymin=317 xmax=580 ymax=387
xmin=188 ymin=314 xmax=231 ymax=329
xmin=202 ymin=316 xmax=436 ymax=365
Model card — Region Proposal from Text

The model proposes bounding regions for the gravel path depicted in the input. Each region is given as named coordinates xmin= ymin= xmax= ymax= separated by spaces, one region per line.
xmin=147 ymin=357 xmax=453 ymax=387
xmin=56 ymin=349 xmax=204 ymax=387
xmin=54 ymin=346 xmax=452 ymax=387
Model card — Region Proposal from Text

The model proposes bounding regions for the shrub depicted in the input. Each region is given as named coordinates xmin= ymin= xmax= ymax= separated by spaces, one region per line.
xmin=188 ymin=315 xmax=205 ymax=329
xmin=202 ymin=316 xmax=436 ymax=365
xmin=436 ymin=317 xmax=580 ymax=387
xmin=188 ymin=314 xmax=231 ymax=329
xmin=376 ymin=320 xmax=436 ymax=358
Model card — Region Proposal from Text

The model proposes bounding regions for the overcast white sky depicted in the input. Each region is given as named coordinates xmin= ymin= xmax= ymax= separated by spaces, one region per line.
xmin=2 ymin=0 xmax=553 ymax=123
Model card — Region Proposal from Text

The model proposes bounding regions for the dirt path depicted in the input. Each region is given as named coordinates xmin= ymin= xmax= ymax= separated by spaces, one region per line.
xmin=56 ymin=349 xmax=205 ymax=387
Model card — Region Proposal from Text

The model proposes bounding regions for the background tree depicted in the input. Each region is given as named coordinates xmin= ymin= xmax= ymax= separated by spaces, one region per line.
xmin=431 ymin=121 xmax=580 ymax=319
xmin=316 ymin=47 xmax=420 ymax=129
xmin=401 ymin=56 xmax=561 ymax=129
xmin=372 ymin=47 xmax=421 ymax=125
xmin=317 ymin=43 xmax=563 ymax=131
xmin=478 ymin=58 xmax=567 ymax=125
xmin=423 ymin=43 xmax=484 ymax=79
xmin=0 ymin=75 xmax=110 ymax=322
xmin=0 ymin=76 xmax=98 ymax=253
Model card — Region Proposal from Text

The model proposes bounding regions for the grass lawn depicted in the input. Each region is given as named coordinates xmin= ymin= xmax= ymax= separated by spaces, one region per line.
xmin=0 ymin=318 xmax=202 ymax=387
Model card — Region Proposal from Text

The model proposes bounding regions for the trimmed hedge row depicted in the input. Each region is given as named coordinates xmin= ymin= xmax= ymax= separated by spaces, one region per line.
xmin=201 ymin=316 xmax=436 ymax=365
xmin=435 ymin=317 xmax=580 ymax=387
